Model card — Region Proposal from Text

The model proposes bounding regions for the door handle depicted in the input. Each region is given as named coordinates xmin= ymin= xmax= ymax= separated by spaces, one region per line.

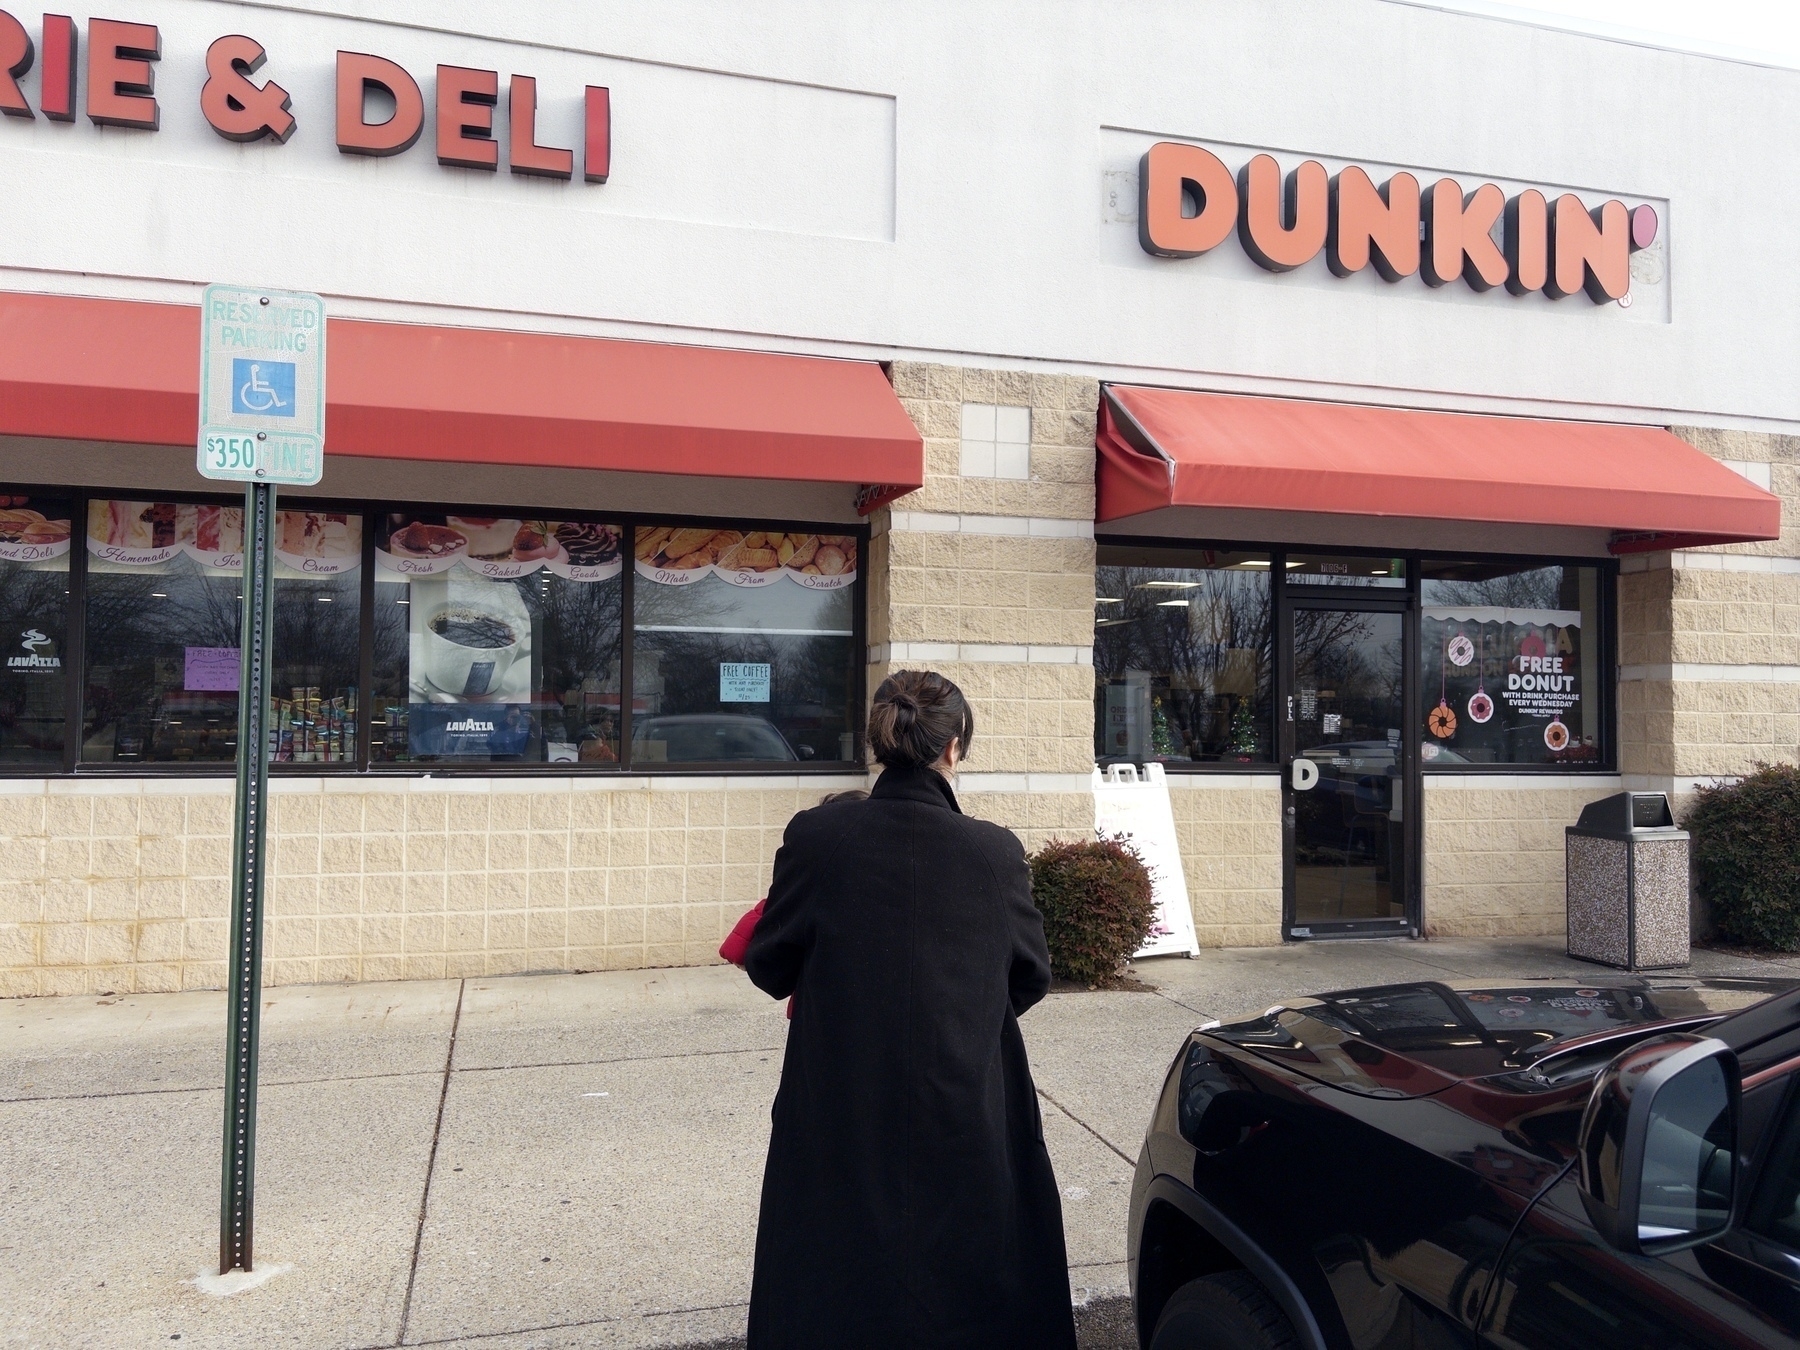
xmin=1290 ymin=758 xmax=1319 ymax=791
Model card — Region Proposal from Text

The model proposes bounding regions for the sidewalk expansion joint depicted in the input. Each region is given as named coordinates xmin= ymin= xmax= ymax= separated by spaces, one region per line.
xmin=1037 ymin=1086 xmax=1134 ymax=1166
xmin=0 ymin=1066 xmax=445 ymax=1105
xmin=399 ymin=977 xmax=465 ymax=1346
xmin=373 ymin=1299 xmax=751 ymax=1349
xmin=451 ymin=1042 xmax=785 ymax=1077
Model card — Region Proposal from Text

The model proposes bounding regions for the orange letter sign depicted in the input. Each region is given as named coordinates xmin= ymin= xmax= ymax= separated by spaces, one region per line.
xmin=1328 ymin=166 xmax=1420 ymax=281
xmin=1236 ymin=154 xmax=1328 ymax=272
xmin=1138 ymin=141 xmax=1238 ymax=258
xmin=1504 ymin=190 xmax=1549 ymax=296
xmin=1421 ymin=179 xmax=1508 ymax=291
xmin=1548 ymin=194 xmax=1629 ymax=303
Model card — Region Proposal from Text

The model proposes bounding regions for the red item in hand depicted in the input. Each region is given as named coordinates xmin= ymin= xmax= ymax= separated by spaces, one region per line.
xmin=719 ymin=898 xmax=793 ymax=1020
xmin=719 ymin=898 xmax=765 ymax=966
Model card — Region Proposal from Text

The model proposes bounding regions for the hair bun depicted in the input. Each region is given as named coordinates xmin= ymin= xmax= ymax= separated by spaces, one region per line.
xmin=867 ymin=670 xmax=973 ymax=771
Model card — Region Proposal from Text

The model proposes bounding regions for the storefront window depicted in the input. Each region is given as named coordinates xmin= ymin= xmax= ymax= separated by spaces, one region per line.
xmin=0 ymin=492 xmax=73 ymax=765
xmin=1094 ymin=546 xmax=1274 ymax=764
xmin=1288 ymin=553 xmax=1406 ymax=588
xmin=1421 ymin=560 xmax=1603 ymax=766
xmin=82 ymin=501 xmax=363 ymax=764
xmin=632 ymin=523 xmax=859 ymax=763
xmin=370 ymin=511 xmax=624 ymax=764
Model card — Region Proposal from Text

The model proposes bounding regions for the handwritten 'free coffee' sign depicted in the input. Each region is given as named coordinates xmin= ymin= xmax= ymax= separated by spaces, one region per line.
xmin=198 ymin=283 xmax=326 ymax=487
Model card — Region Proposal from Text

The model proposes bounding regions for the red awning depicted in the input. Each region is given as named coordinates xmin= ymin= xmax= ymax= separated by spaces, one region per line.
xmin=0 ymin=291 xmax=922 ymax=506
xmin=1098 ymin=385 xmax=1781 ymax=554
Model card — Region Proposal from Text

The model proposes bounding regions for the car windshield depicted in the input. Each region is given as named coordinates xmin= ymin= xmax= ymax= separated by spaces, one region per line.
xmin=632 ymin=715 xmax=797 ymax=762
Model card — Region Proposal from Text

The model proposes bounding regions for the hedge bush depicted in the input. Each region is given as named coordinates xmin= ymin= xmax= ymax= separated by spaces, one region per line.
xmin=1028 ymin=837 xmax=1156 ymax=985
xmin=1688 ymin=764 xmax=1800 ymax=951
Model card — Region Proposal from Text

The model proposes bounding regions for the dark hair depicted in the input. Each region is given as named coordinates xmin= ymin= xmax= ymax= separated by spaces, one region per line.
xmin=819 ymin=789 xmax=869 ymax=805
xmin=868 ymin=670 xmax=974 ymax=770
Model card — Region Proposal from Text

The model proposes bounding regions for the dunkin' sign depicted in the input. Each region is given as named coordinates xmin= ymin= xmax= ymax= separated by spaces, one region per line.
xmin=0 ymin=10 xmax=609 ymax=181
xmin=1137 ymin=141 xmax=1657 ymax=305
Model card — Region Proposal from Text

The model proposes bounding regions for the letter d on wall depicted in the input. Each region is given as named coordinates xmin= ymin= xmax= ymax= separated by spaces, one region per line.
xmin=1138 ymin=142 xmax=1238 ymax=258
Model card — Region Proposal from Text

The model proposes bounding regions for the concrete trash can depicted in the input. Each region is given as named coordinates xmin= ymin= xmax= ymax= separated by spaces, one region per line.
xmin=1565 ymin=791 xmax=1691 ymax=971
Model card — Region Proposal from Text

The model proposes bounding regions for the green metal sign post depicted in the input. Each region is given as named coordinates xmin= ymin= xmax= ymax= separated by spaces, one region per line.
xmin=220 ymin=481 xmax=277 ymax=1273
xmin=198 ymin=283 xmax=326 ymax=1273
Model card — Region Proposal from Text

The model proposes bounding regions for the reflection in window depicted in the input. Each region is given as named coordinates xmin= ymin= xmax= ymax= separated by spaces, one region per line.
xmin=1288 ymin=554 xmax=1406 ymax=588
xmin=0 ymin=492 xmax=73 ymax=765
xmin=81 ymin=501 xmax=362 ymax=764
xmin=632 ymin=525 xmax=859 ymax=763
xmin=1094 ymin=547 xmax=1273 ymax=764
xmin=1421 ymin=561 xmax=1601 ymax=766
xmin=371 ymin=512 xmax=625 ymax=764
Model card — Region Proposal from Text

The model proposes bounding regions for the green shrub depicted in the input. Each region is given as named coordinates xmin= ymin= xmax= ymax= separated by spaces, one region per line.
xmin=1688 ymin=765 xmax=1800 ymax=951
xmin=1028 ymin=837 xmax=1156 ymax=985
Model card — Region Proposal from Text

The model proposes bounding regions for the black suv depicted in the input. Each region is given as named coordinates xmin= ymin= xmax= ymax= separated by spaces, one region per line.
xmin=1127 ymin=978 xmax=1800 ymax=1349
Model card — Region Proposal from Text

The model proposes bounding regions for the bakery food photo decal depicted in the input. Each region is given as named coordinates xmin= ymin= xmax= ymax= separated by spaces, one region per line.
xmin=377 ymin=514 xmax=622 ymax=582
xmin=635 ymin=526 xmax=857 ymax=589
xmin=0 ymin=496 xmax=73 ymax=564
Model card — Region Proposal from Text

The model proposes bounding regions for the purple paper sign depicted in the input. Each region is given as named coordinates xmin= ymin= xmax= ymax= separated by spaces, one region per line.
xmin=185 ymin=646 xmax=241 ymax=692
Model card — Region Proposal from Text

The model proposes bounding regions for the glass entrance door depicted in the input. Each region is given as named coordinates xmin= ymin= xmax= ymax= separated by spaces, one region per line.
xmin=1283 ymin=603 xmax=1414 ymax=937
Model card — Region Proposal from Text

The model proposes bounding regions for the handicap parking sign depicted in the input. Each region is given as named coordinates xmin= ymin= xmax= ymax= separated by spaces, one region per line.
xmin=231 ymin=358 xmax=296 ymax=418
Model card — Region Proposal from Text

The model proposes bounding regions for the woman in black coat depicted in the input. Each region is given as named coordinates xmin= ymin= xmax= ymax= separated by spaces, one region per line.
xmin=744 ymin=670 xmax=1076 ymax=1349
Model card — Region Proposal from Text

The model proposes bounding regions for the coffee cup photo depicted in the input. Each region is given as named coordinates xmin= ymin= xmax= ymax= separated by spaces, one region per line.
xmin=424 ymin=605 xmax=521 ymax=697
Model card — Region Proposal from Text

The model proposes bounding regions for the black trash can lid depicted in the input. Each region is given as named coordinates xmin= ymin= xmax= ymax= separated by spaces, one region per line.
xmin=1573 ymin=791 xmax=1678 ymax=835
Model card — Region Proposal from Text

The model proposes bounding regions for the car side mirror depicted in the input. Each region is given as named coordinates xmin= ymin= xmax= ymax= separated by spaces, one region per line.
xmin=796 ymin=744 xmax=816 ymax=760
xmin=1576 ymin=1033 xmax=1739 ymax=1255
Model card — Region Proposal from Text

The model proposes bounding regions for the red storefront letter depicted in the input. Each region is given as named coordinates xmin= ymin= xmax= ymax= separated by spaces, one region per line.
xmin=1328 ymin=166 xmax=1420 ymax=281
xmin=336 ymin=51 xmax=423 ymax=156
xmin=1236 ymin=154 xmax=1328 ymax=272
xmin=0 ymin=10 xmax=33 ymax=118
xmin=86 ymin=18 xmax=159 ymax=130
xmin=1421 ymin=179 xmax=1509 ymax=291
xmin=508 ymin=75 xmax=572 ymax=179
xmin=1547 ymin=194 xmax=1629 ymax=303
xmin=1137 ymin=141 xmax=1238 ymax=258
xmin=200 ymin=35 xmax=295 ymax=144
xmin=584 ymin=85 xmax=610 ymax=183
xmin=39 ymin=14 xmax=74 ymax=121
xmin=437 ymin=64 xmax=498 ymax=170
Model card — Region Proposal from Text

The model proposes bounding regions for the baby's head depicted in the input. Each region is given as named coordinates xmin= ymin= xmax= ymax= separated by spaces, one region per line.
xmin=818 ymin=790 xmax=869 ymax=805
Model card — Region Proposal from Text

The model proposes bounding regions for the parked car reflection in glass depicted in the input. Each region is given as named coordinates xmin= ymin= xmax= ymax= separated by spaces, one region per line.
xmin=631 ymin=713 xmax=807 ymax=762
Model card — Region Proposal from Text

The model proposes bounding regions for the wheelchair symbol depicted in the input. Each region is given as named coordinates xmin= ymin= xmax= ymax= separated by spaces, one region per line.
xmin=239 ymin=365 xmax=285 ymax=411
xmin=230 ymin=358 xmax=297 ymax=418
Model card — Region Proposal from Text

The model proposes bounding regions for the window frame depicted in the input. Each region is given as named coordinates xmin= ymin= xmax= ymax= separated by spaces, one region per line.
xmin=0 ymin=482 xmax=868 ymax=779
xmin=1094 ymin=534 xmax=1618 ymax=776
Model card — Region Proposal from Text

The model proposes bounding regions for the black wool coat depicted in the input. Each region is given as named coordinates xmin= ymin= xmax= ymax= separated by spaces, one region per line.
xmin=743 ymin=765 xmax=1076 ymax=1350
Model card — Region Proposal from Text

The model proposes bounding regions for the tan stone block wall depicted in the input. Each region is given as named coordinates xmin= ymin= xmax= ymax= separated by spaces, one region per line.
xmin=888 ymin=363 xmax=1098 ymax=521
xmin=1622 ymin=678 xmax=1800 ymax=779
xmin=1669 ymin=427 xmax=1800 ymax=559
xmin=1619 ymin=428 xmax=1800 ymax=784
xmin=864 ymin=659 xmax=1095 ymax=776
xmin=1167 ymin=780 xmax=1283 ymax=948
xmin=870 ymin=359 xmax=1102 ymax=842
xmin=1620 ymin=567 xmax=1800 ymax=668
xmin=882 ymin=531 xmax=1094 ymax=648
xmin=959 ymin=788 xmax=1096 ymax=857
xmin=1422 ymin=780 xmax=1622 ymax=938
xmin=0 ymin=778 xmax=857 ymax=998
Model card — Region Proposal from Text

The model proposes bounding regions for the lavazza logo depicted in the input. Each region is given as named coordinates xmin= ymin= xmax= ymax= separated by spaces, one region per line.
xmin=8 ymin=628 xmax=59 ymax=670
xmin=445 ymin=718 xmax=495 ymax=734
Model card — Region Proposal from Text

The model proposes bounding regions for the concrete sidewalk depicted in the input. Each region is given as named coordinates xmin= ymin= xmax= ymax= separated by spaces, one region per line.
xmin=6 ymin=937 xmax=1800 ymax=1349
